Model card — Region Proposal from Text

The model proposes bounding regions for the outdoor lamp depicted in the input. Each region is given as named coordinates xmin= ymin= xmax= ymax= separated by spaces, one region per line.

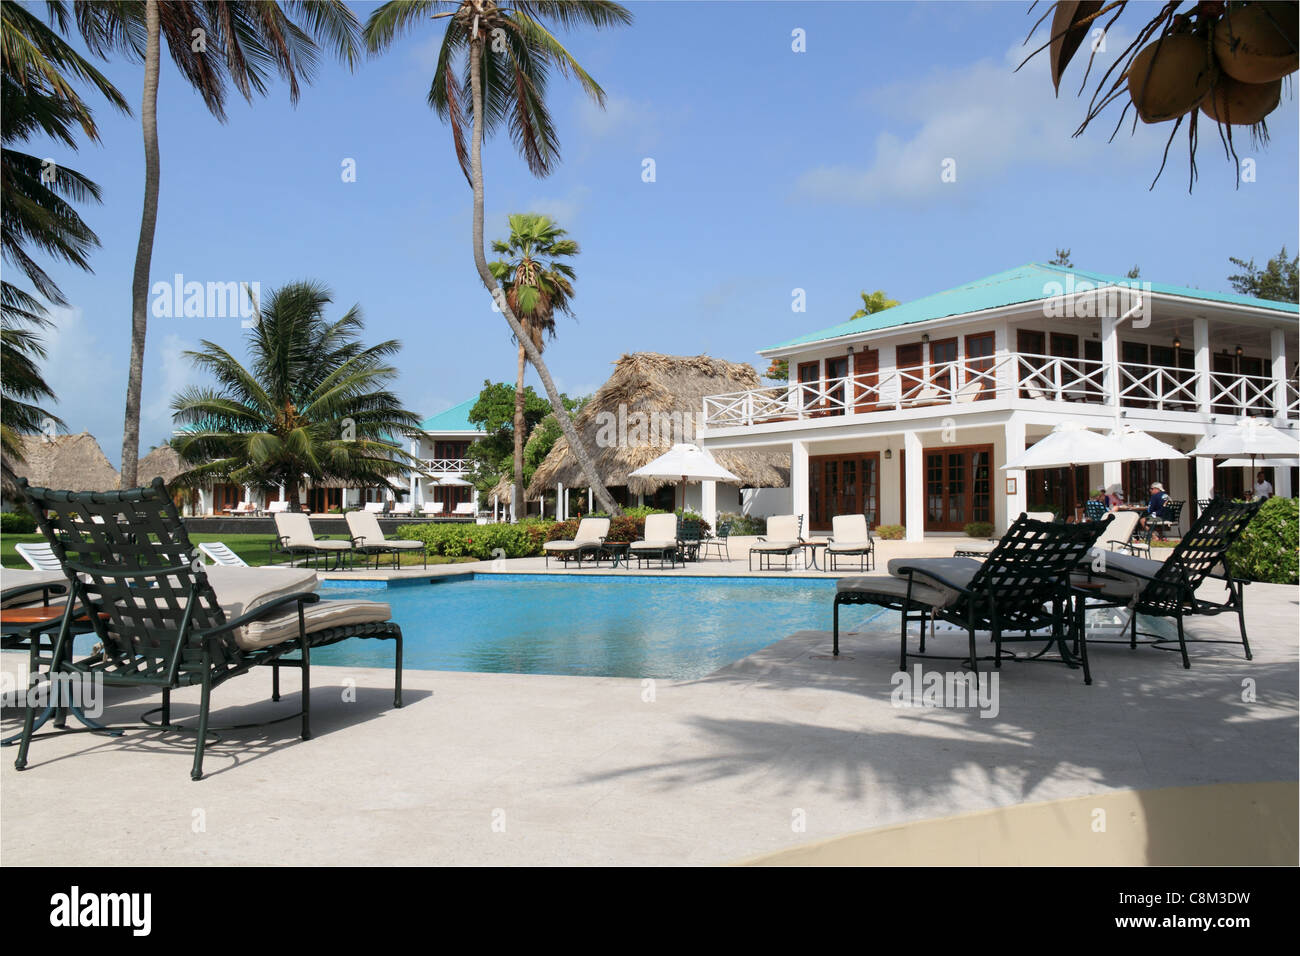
xmin=1172 ymin=336 xmax=1181 ymax=349
xmin=884 ymin=449 xmax=893 ymax=460
xmin=1235 ymin=345 xmax=1243 ymax=358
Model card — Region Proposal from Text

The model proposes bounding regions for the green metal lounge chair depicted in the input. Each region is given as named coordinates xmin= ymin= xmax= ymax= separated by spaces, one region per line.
xmin=749 ymin=514 xmax=803 ymax=571
xmin=13 ymin=478 xmax=403 ymax=781
xmin=542 ymin=517 xmax=611 ymax=567
xmin=826 ymin=514 xmax=876 ymax=571
xmin=629 ymin=514 xmax=680 ymax=569
xmin=701 ymin=520 xmax=731 ymax=561
xmin=346 ymin=509 xmax=428 ymax=569
xmin=1081 ymin=498 xmax=1262 ymax=668
xmin=833 ymin=514 xmax=1109 ymax=685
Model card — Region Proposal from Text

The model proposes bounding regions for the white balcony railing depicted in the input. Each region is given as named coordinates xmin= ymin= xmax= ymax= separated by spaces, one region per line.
xmin=421 ymin=458 xmax=471 ymax=473
xmin=701 ymin=352 xmax=1298 ymax=429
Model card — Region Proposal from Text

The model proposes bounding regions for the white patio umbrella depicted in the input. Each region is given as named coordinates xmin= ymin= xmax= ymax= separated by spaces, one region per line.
xmin=1191 ymin=419 xmax=1300 ymax=460
xmin=629 ymin=443 xmax=739 ymax=512
xmin=436 ymin=475 xmax=473 ymax=486
xmin=1216 ymin=457 xmax=1298 ymax=468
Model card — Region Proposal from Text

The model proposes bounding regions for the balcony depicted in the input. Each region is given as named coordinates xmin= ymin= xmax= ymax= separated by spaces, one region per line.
xmin=701 ymin=352 xmax=1296 ymax=429
xmin=421 ymin=458 xmax=472 ymax=474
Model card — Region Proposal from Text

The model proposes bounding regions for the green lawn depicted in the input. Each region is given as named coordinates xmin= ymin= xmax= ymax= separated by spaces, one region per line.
xmin=1 ymin=532 xmax=471 ymax=569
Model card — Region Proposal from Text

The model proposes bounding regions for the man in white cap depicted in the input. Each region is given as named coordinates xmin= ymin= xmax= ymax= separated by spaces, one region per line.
xmin=1140 ymin=481 xmax=1170 ymax=535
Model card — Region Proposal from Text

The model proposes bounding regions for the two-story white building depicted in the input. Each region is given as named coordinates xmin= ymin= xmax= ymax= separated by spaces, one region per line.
xmin=404 ymin=397 xmax=487 ymax=515
xmin=698 ymin=263 xmax=1299 ymax=541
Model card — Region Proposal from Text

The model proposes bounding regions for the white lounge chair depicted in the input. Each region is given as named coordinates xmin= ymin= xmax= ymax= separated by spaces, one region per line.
xmin=749 ymin=514 xmax=803 ymax=571
xmin=826 ymin=514 xmax=875 ymax=571
xmin=363 ymin=501 xmax=387 ymax=514
xmin=542 ymin=517 xmax=611 ymax=567
xmin=389 ymin=502 xmax=413 ymax=516
xmin=267 ymin=500 xmax=290 ymax=514
xmin=198 ymin=541 xmax=249 ymax=567
xmin=272 ymin=512 xmax=354 ymax=570
xmin=421 ymin=502 xmax=445 ymax=516
xmin=15 ymin=542 xmax=61 ymax=572
xmin=453 ymin=501 xmax=475 ymax=517
xmin=345 ymin=510 xmax=427 ymax=569
xmin=629 ymin=513 xmax=681 ymax=569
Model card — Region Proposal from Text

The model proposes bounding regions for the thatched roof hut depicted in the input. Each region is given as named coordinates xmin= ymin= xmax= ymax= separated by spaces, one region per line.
xmin=4 ymin=432 xmax=121 ymax=493
xmin=138 ymin=444 xmax=188 ymax=485
xmin=526 ymin=353 xmax=788 ymax=498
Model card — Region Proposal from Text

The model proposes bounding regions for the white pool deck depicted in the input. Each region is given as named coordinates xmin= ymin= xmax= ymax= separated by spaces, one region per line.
xmin=2 ymin=544 xmax=1296 ymax=866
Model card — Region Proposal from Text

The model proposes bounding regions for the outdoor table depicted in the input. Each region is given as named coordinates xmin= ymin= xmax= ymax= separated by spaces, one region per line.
xmin=601 ymin=541 xmax=631 ymax=569
xmin=796 ymin=539 xmax=829 ymax=570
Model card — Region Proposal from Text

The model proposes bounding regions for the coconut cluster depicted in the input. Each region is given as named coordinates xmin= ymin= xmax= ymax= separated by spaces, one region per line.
xmin=1126 ymin=2 xmax=1296 ymax=127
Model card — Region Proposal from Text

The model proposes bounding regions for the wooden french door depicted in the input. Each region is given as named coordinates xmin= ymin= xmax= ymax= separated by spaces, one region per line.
xmin=923 ymin=444 xmax=993 ymax=531
xmin=853 ymin=348 xmax=879 ymax=412
xmin=809 ymin=453 xmax=881 ymax=532
xmin=965 ymin=332 xmax=995 ymax=399
xmin=1017 ymin=330 xmax=1045 ymax=397
xmin=824 ymin=356 xmax=849 ymax=416
xmin=897 ymin=343 xmax=924 ymax=401
xmin=212 ymin=483 xmax=242 ymax=514
xmin=797 ymin=361 xmax=820 ymax=414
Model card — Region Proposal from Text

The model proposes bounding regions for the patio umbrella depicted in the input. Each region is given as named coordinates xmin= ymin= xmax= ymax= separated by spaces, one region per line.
xmin=1216 ymin=457 xmax=1298 ymax=468
xmin=629 ymin=443 xmax=739 ymax=512
xmin=1191 ymin=419 xmax=1300 ymax=461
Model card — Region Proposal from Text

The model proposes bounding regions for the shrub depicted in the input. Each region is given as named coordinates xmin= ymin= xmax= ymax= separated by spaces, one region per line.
xmin=395 ymin=522 xmax=541 ymax=560
xmin=963 ymin=521 xmax=995 ymax=539
xmin=875 ymin=524 xmax=905 ymax=540
xmin=717 ymin=512 xmax=765 ymax=535
xmin=1 ymin=512 xmax=36 ymax=534
xmin=1226 ymin=497 xmax=1298 ymax=585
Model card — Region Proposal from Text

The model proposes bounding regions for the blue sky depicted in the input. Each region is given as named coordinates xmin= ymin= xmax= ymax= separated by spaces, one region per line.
xmin=23 ymin=0 xmax=1300 ymax=466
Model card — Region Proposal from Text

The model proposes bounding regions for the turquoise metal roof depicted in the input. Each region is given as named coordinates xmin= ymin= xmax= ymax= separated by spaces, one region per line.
xmin=418 ymin=397 xmax=484 ymax=434
xmin=765 ymin=263 xmax=1299 ymax=352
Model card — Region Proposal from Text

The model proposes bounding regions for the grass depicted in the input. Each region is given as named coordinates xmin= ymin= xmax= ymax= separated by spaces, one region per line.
xmin=1 ymin=532 xmax=473 ymax=569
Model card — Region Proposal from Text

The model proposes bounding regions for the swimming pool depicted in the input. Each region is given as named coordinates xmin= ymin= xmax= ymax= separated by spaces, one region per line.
xmin=315 ymin=573 xmax=876 ymax=679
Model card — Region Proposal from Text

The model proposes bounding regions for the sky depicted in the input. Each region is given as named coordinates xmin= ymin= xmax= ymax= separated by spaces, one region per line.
xmin=17 ymin=0 xmax=1300 ymax=467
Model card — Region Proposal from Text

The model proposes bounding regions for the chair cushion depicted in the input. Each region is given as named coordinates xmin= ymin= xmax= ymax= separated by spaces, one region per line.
xmin=1 ymin=569 xmax=68 ymax=608
xmin=826 ymin=541 xmax=873 ymax=553
xmin=628 ymin=540 xmax=676 ymax=551
xmin=886 ymin=557 xmax=982 ymax=605
xmin=544 ymin=540 xmax=586 ymax=552
xmin=236 ymin=599 xmax=393 ymax=650
xmin=204 ymin=566 xmax=320 ymax=620
xmin=836 ymin=575 xmax=954 ymax=608
xmin=751 ymin=540 xmax=800 ymax=552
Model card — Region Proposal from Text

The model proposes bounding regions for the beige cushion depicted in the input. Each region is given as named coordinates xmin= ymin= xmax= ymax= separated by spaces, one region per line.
xmin=831 ymin=514 xmax=869 ymax=542
xmin=236 ymin=599 xmax=392 ymax=651
xmin=629 ymin=540 xmax=676 ymax=551
xmin=641 ymin=514 xmax=677 ymax=541
xmin=545 ymin=540 xmax=594 ymax=552
xmin=765 ymin=515 xmax=800 ymax=540
xmin=836 ymin=575 xmax=954 ymax=608
xmin=204 ymin=566 xmax=320 ymax=619
xmin=827 ymin=540 xmax=873 ymax=553
xmin=751 ymin=540 xmax=800 ymax=552
xmin=1 ymin=569 xmax=69 ymax=607
xmin=886 ymin=557 xmax=982 ymax=605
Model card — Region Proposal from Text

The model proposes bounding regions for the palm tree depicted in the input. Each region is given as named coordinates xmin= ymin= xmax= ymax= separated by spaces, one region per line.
xmin=488 ymin=213 xmax=578 ymax=518
xmin=171 ymin=280 xmax=421 ymax=509
xmin=1 ymin=2 xmax=128 ymax=473
xmin=850 ymin=289 xmax=900 ymax=319
xmin=364 ymin=1 xmax=632 ymax=517
xmin=71 ymin=0 xmax=361 ymax=488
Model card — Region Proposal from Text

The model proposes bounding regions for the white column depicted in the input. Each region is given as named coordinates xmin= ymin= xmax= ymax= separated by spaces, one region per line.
xmin=1101 ymin=314 xmax=1120 ymax=412
xmin=1003 ymin=419 xmax=1026 ymax=529
xmin=1103 ymin=461 xmax=1123 ymax=493
xmin=1271 ymin=327 xmax=1288 ymax=421
xmin=556 ymin=482 xmax=564 ymax=520
xmin=700 ymin=480 xmax=717 ymax=528
xmin=1194 ymin=318 xmax=1211 ymax=415
xmin=1197 ymin=456 xmax=1215 ymax=502
xmin=1275 ymin=464 xmax=1293 ymax=498
xmin=588 ymin=487 xmax=593 ymax=513
xmin=904 ymin=431 xmax=924 ymax=541
xmin=790 ymin=440 xmax=809 ymax=533
xmin=241 ymin=484 xmax=251 ymax=505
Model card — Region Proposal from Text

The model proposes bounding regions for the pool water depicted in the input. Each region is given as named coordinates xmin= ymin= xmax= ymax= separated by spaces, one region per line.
xmin=314 ymin=573 xmax=872 ymax=679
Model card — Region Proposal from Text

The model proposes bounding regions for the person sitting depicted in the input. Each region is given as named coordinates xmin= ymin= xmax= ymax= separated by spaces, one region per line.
xmin=1254 ymin=472 xmax=1274 ymax=500
xmin=1139 ymin=482 xmax=1170 ymax=531
xmin=1103 ymin=483 xmax=1125 ymax=512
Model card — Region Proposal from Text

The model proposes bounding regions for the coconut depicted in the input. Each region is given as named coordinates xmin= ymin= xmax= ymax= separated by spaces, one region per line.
xmin=1214 ymin=2 xmax=1299 ymax=84
xmin=1200 ymin=73 xmax=1283 ymax=123
xmin=1127 ymin=34 xmax=1220 ymax=123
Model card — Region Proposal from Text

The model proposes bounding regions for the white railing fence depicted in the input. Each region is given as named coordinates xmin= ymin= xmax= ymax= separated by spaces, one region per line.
xmin=421 ymin=458 xmax=471 ymax=473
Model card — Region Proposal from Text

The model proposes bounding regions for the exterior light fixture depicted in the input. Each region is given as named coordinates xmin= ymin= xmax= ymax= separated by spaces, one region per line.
xmin=921 ymin=334 xmax=930 ymax=343
xmin=846 ymin=344 xmax=855 ymax=354
xmin=884 ymin=449 xmax=893 ymax=460
xmin=1235 ymin=345 xmax=1243 ymax=357
xmin=1172 ymin=336 xmax=1181 ymax=350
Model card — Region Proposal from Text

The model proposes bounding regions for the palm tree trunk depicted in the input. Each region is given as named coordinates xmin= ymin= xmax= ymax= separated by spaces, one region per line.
xmin=467 ymin=37 xmax=620 ymax=517
xmin=121 ymin=0 xmax=160 ymax=489
xmin=512 ymin=340 xmax=526 ymax=519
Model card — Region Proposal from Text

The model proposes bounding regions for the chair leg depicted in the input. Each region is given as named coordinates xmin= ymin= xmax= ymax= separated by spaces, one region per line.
xmin=1236 ymin=587 xmax=1253 ymax=660
xmin=271 ymin=661 xmax=280 ymax=701
xmin=13 ymin=682 xmax=39 ymax=771
xmin=162 ymin=687 xmax=171 ymax=726
xmin=969 ymin=628 xmax=980 ymax=689
xmin=1129 ymin=608 xmax=1139 ymax=650
xmin=191 ymin=671 xmax=212 ymax=781
xmin=899 ymin=606 xmax=910 ymax=670
xmin=393 ymin=630 xmax=403 ymax=708
xmin=1175 ymin=608 xmax=1190 ymax=669
xmin=301 ymin=638 xmax=312 ymax=740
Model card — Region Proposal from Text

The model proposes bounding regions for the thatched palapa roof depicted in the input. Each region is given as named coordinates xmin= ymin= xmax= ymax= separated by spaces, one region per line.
xmin=138 ymin=444 xmax=188 ymax=484
xmin=526 ymin=353 xmax=789 ymax=498
xmin=4 ymin=432 xmax=121 ymax=493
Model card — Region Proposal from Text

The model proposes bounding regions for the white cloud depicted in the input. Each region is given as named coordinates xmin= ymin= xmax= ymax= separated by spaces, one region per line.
xmin=523 ymin=185 xmax=592 ymax=226
xmin=794 ymin=36 xmax=1154 ymax=204
xmin=140 ymin=332 xmax=196 ymax=447
xmin=577 ymin=94 xmax=668 ymax=153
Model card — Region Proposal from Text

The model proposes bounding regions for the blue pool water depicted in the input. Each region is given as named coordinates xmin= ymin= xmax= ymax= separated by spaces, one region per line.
xmin=313 ymin=573 xmax=863 ymax=679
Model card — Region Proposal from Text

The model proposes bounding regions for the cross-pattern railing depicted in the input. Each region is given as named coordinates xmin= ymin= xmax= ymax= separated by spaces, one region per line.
xmin=701 ymin=352 xmax=1298 ymax=428
xmin=422 ymin=458 xmax=471 ymax=473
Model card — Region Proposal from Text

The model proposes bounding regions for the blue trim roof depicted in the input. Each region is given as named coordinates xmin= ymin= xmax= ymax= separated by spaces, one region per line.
xmin=418 ymin=398 xmax=485 ymax=434
xmin=766 ymin=263 xmax=1299 ymax=352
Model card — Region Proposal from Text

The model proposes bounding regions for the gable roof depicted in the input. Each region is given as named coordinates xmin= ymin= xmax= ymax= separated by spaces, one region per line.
xmin=418 ymin=398 xmax=486 ymax=435
xmin=765 ymin=262 xmax=1300 ymax=352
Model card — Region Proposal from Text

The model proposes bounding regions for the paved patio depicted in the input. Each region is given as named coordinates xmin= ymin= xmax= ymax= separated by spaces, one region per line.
xmin=2 ymin=557 xmax=1294 ymax=865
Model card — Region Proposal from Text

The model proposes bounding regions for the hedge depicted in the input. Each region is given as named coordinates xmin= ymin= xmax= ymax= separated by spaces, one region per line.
xmin=1 ymin=512 xmax=36 ymax=534
xmin=1226 ymin=497 xmax=1298 ymax=585
xmin=394 ymin=522 xmax=542 ymax=560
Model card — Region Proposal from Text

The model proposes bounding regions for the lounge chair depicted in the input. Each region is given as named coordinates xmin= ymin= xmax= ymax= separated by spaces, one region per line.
xmin=826 ymin=514 xmax=876 ymax=571
xmin=543 ymin=517 xmax=611 ymax=567
xmin=15 ymin=542 xmax=62 ymax=572
xmin=389 ymin=502 xmax=413 ymax=517
xmin=421 ymin=502 xmax=444 ymax=517
xmin=453 ymin=501 xmax=475 ymax=518
xmin=267 ymin=500 xmax=290 ymax=515
xmin=1081 ymin=498 xmax=1262 ymax=668
xmin=833 ymin=514 xmax=1109 ymax=685
xmin=1148 ymin=499 xmax=1185 ymax=540
xmin=1094 ymin=510 xmax=1143 ymax=556
xmin=273 ymin=512 xmax=356 ymax=570
xmin=346 ymin=510 xmax=428 ymax=569
xmin=363 ymin=501 xmax=387 ymax=514
xmin=749 ymin=514 xmax=803 ymax=571
xmin=12 ymin=477 xmax=403 ymax=780
xmin=198 ymin=541 xmax=249 ymax=567
xmin=1083 ymin=499 xmax=1108 ymax=521
xmin=629 ymin=514 xmax=681 ymax=569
